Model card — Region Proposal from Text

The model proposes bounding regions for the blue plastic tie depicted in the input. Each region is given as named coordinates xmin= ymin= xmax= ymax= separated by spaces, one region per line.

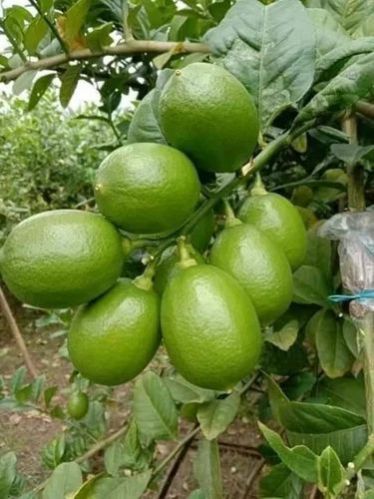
xmin=329 ymin=289 xmax=374 ymax=303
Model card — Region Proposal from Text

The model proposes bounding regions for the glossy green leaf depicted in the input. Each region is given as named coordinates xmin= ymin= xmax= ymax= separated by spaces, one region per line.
xmin=24 ymin=16 xmax=48 ymax=54
xmin=205 ymin=0 xmax=315 ymax=129
xmin=86 ymin=23 xmax=113 ymax=52
xmin=133 ymin=371 xmax=178 ymax=445
xmin=0 ymin=452 xmax=17 ymax=498
xmin=307 ymin=8 xmax=350 ymax=59
xmin=127 ymin=90 xmax=166 ymax=144
xmin=260 ymin=463 xmax=303 ymax=499
xmin=193 ymin=439 xmax=223 ymax=499
xmin=28 ymin=73 xmax=55 ymax=111
xmin=197 ymin=392 xmax=240 ymax=440
xmin=266 ymin=319 xmax=299 ymax=351
xmin=293 ymin=265 xmax=331 ymax=307
xmin=294 ymin=52 xmax=374 ymax=127
xmin=259 ymin=422 xmax=319 ymax=483
xmin=318 ymin=446 xmax=345 ymax=493
xmin=42 ymin=462 xmax=82 ymax=499
xmin=64 ymin=0 xmax=90 ymax=45
xmin=314 ymin=309 xmax=354 ymax=378
xmin=164 ymin=375 xmax=216 ymax=404
xmin=59 ymin=64 xmax=81 ymax=108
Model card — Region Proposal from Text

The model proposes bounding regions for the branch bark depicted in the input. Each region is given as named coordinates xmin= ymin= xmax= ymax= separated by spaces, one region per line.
xmin=0 ymin=285 xmax=38 ymax=379
xmin=0 ymin=40 xmax=210 ymax=83
xmin=355 ymin=100 xmax=374 ymax=120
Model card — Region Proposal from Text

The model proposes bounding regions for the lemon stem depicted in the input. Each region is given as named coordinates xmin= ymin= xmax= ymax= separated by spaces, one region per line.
xmin=223 ymin=199 xmax=241 ymax=228
xmin=251 ymin=173 xmax=268 ymax=196
xmin=177 ymin=236 xmax=198 ymax=269
xmin=133 ymin=259 xmax=155 ymax=290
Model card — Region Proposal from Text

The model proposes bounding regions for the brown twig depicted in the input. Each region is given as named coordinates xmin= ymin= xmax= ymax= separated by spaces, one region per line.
xmin=75 ymin=423 xmax=128 ymax=463
xmin=0 ymin=40 xmax=210 ymax=83
xmin=309 ymin=485 xmax=320 ymax=499
xmin=0 ymin=285 xmax=38 ymax=379
xmin=240 ymin=456 xmax=266 ymax=499
xmin=355 ymin=100 xmax=374 ymax=120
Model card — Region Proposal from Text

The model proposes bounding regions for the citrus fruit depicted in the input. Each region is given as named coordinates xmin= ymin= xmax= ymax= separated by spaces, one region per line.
xmin=67 ymin=392 xmax=89 ymax=420
xmin=154 ymin=244 xmax=204 ymax=294
xmin=94 ymin=143 xmax=200 ymax=234
xmin=210 ymin=223 xmax=293 ymax=325
xmin=159 ymin=63 xmax=259 ymax=173
xmin=238 ymin=188 xmax=307 ymax=270
xmin=0 ymin=210 xmax=124 ymax=309
xmin=190 ymin=208 xmax=215 ymax=252
xmin=161 ymin=264 xmax=262 ymax=391
xmin=68 ymin=278 xmax=160 ymax=386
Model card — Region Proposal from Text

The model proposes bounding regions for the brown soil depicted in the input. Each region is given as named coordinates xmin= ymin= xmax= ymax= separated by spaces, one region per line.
xmin=0 ymin=298 xmax=264 ymax=498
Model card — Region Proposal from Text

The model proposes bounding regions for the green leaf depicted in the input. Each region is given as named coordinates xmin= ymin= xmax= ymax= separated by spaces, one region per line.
xmin=316 ymin=376 xmax=366 ymax=417
xmin=73 ymin=472 xmax=151 ymax=499
xmin=44 ymin=386 xmax=58 ymax=408
xmin=42 ymin=434 xmax=66 ymax=470
xmin=59 ymin=64 xmax=81 ymax=108
xmin=278 ymin=401 xmax=365 ymax=433
xmin=13 ymin=70 xmax=38 ymax=95
xmin=314 ymin=309 xmax=354 ymax=378
xmin=197 ymin=392 xmax=240 ymax=440
xmin=86 ymin=23 xmax=113 ymax=52
xmin=307 ymin=8 xmax=350 ymax=59
xmin=294 ymin=52 xmax=374 ymax=127
xmin=266 ymin=319 xmax=299 ymax=351
xmin=304 ymin=230 xmax=332 ymax=282
xmin=28 ymin=73 xmax=55 ymax=111
xmin=127 ymin=90 xmax=166 ymax=144
xmin=133 ymin=371 xmax=178 ymax=445
xmin=193 ymin=439 xmax=223 ymax=499
xmin=293 ymin=265 xmax=331 ymax=307
xmin=11 ymin=366 xmax=27 ymax=393
xmin=311 ymin=0 xmax=374 ymax=35
xmin=318 ymin=446 xmax=345 ymax=494
xmin=104 ymin=441 xmax=125 ymax=476
xmin=266 ymin=375 xmax=289 ymax=424
xmin=188 ymin=490 xmax=206 ymax=499
xmin=342 ymin=317 xmax=361 ymax=358
xmin=259 ymin=422 xmax=319 ymax=483
xmin=331 ymin=143 xmax=374 ymax=165
xmin=287 ymin=424 xmax=367 ymax=466
xmin=121 ymin=421 xmax=153 ymax=471
xmin=0 ymin=452 xmax=17 ymax=498
xmin=164 ymin=375 xmax=216 ymax=404
xmin=64 ymin=0 xmax=91 ymax=45
xmin=42 ymin=462 xmax=82 ymax=499
xmin=261 ymin=342 xmax=309 ymax=376
xmin=260 ymin=463 xmax=303 ymax=499
xmin=24 ymin=16 xmax=48 ymax=55
xmin=205 ymin=0 xmax=315 ymax=129
xmin=315 ymin=37 xmax=374 ymax=82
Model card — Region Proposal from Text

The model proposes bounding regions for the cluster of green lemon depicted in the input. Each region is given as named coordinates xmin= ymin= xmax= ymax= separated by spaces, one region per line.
xmin=0 ymin=63 xmax=306 ymax=391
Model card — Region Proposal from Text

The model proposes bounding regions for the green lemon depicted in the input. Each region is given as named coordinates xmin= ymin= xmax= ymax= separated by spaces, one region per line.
xmin=67 ymin=392 xmax=89 ymax=420
xmin=161 ymin=264 xmax=262 ymax=391
xmin=190 ymin=208 xmax=215 ymax=252
xmin=154 ymin=244 xmax=204 ymax=294
xmin=68 ymin=278 xmax=160 ymax=386
xmin=210 ymin=223 xmax=293 ymax=325
xmin=94 ymin=143 xmax=200 ymax=234
xmin=159 ymin=63 xmax=259 ymax=173
xmin=239 ymin=191 xmax=307 ymax=270
xmin=0 ymin=210 xmax=124 ymax=309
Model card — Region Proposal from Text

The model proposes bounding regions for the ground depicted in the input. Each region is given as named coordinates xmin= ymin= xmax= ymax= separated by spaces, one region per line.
xmin=0 ymin=296 xmax=264 ymax=498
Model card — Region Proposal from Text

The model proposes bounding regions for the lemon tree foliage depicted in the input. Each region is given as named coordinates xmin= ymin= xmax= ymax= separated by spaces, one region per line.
xmin=0 ymin=0 xmax=374 ymax=498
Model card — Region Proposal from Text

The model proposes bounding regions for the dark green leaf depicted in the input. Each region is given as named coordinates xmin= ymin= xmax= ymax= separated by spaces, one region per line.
xmin=193 ymin=439 xmax=223 ymax=499
xmin=24 ymin=16 xmax=48 ymax=54
xmin=127 ymin=90 xmax=166 ymax=144
xmin=331 ymin=143 xmax=374 ymax=165
xmin=28 ymin=73 xmax=55 ymax=111
xmin=266 ymin=375 xmax=289 ymax=424
xmin=315 ymin=376 xmax=366 ymax=417
xmin=0 ymin=452 xmax=17 ymax=498
xmin=164 ymin=375 xmax=216 ymax=404
xmin=294 ymin=52 xmax=374 ymax=127
xmin=261 ymin=342 xmax=309 ymax=376
xmin=86 ymin=23 xmax=113 ymax=52
xmin=314 ymin=309 xmax=354 ymax=378
xmin=260 ymin=463 xmax=303 ymax=499
xmin=342 ymin=317 xmax=360 ymax=358
xmin=318 ymin=446 xmax=345 ymax=493
xmin=76 ymin=471 xmax=151 ymax=499
xmin=259 ymin=422 xmax=318 ymax=483
xmin=64 ymin=0 xmax=91 ymax=45
xmin=44 ymin=386 xmax=58 ymax=408
xmin=304 ymin=230 xmax=332 ymax=281
xmin=11 ymin=366 xmax=27 ymax=393
xmin=59 ymin=64 xmax=81 ymax=108
xmin=42 ymin=434 xmax=66 ymax=469
xmin=282 ymin=372 xmax=317 ymax=400
xmin=41 ymin=462 xmax=82 ymax=499
xmin=205 ymin=0 xmax=315 ymax=129
xmin=133 ymin=371 xmax=178 ymax=445
xmin=293 ymin=265 xmax=331 ymax=307
xmin=197 ymin=392 xmax=240 ymax=440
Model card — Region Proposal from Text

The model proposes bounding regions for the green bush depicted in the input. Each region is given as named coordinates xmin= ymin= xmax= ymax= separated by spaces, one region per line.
xmin=0 ymin=93 xmax=112 ymax=243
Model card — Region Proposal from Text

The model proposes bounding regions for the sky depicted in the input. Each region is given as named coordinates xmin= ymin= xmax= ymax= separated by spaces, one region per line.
xmin=0 ymin=0 xmax=107 ymax=110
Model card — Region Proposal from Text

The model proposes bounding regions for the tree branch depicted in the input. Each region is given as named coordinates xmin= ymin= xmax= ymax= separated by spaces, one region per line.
xmin=0 ymin=285 xmax=38 ymax=379
xmin=28 ymin=0 xmax=68 ymax=54
xmin=355 ymin=100 xmax=374 ymax=120
xmin=0 ymin=40 xmax=210 ymax=83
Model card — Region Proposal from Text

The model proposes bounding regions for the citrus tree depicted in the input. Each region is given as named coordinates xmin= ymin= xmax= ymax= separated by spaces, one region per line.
xmin=0 ymin=0 xmax=374 ymax=498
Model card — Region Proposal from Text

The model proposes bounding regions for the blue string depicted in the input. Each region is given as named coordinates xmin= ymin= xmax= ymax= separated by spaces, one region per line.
xmin=329 ymin=289 xmax=374 ymax=303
